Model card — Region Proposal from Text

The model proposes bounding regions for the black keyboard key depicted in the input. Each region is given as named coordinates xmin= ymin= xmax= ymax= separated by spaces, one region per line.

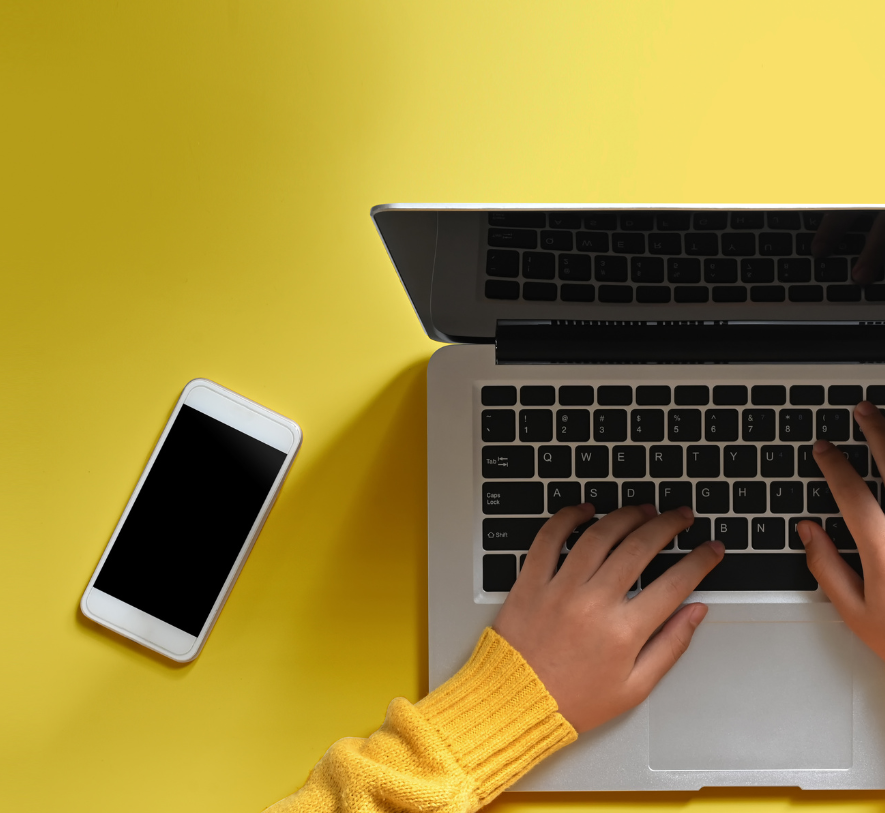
xmin=798 ymin=445 xmax=824 ymax=477
xmin=482 ymin=518 xmax=546 ymax=551
xmin=482 ymin=409 xmax=515 ymax=442
xmin=778 ymin=258 xmax=811 ymax=283
xmin=598 ymin=386 xmax=633 ymax=405
xmin=712 ymin=286 xmax=747 ymax=302
xmin=643 ymin=552 xmax=817 ymax=591
xmin=599 ymin=285 xmax=633 ymax=303
xmin=713 ymin=385 xmax=748 ymax=405
xmin=766 ymin=212 xmax=800 ymax=230
xmin=803 ymin=212 xmax=824 ymax=230
xmin=523 ymin=282 xmax=557 ymax=301
xmin=548 ymin=213 xmax=583 ymax=230
xmin=556 ymin=408 xmax=590 ymax=442
xmin=685 ymin=233 xmax=718 ymax=255
xmin=575 ymin=231 xmax=610 ymax=252
xmin=519 ymin=409 xmax=553 ymax=441
xmin=674 ymin=286 xmax=709 ymax=302
xmin=481 ymin=386 xmax=516 ymax=406
xmin=752 ymin=517 xmax=786 ymax=550
xmin=668 ymin=409 xmax=702 ymax=441
xmin=520 ymin=385 xmax=555 ymax=405
xmin=816 ymin=409 xmax=850 ymax=441
xmin=637 ymin=286 xmax=671 ymax=303
xmin=865 ymin=285 xmax=885 ymax=301
xmin=828 ymin=285 xmax=862 ymax=302
xmin=558 ymin=254 xmax=592 ymax=281
xmin=538 ymin=445 xmax=572 ymax=478
xmin=750 ymin=285 xmax=786 ymax=302
xmin=540 ymin=230 xmax=573 ymax=251
xmin=657 ymin=212 xmax=692 ymax=231
xmin=620 ymin=212 xmax=655 ymax=231
xmin=659 ymin=481 xmax=693 ymax=512
xmin=829 ymin=385 xmax=863 ymax=405
xmin=485 ymin=280 xmax=519 ymax=300
xmin=780 ymin=409 xmax=813 ymax=441
xmin=622 ymin=482 xmax=655 ymax=506
xmin=791 ymin=385 xmax=825 ymax=405
xmin=575 ymin=445 xmax=610 ymax=477
xmin=595 ymin=255 xmax=628 ymax=281
xmin=594 ymin=409 xmax=628 ymax=441
xmin=789 ymin=285 xmax=824 ymax=302
xmin=482 ymin=446 xmax=534 ymax=479
xmin=796 ymin=232 xmax=815 ymax=256
xmin=834 ymin=233 xmax=866 ymax=254
xmin=650 ymin=445 xmax=683 ymax=477
xmin=687 ymin=445 xmax=720 ymax=477
xmin=613 ymin=445 xmax=646 ymax=478
xmin=770 ymin=481 xmax=804 ymax=513
xmin=867 ymin=385 xmax=885 ymax=405
xmin=675 ymin=385 xmax=709 ymax=405
xmin=721 ymin=233 xmax=756 ymax=256
xmin=631 ymin=256 xmax=664 ymax=282
xmin=789 ymin=517 xmax=822 ymax=549
xmin=548 ymin=482 xmax=582 ymax=513
xmin=561 ymin=282 xmax=596 ymax=301
xmin=815 ymin=257 xmax=848 ymax=282
xmin=742 ymin=409 xmax=776 ymax=441
xmin=559 ymin=385 xmax=594 ymax=405
xmin=712 ymin=517 xmax=749 ymax=550
xmin=693 ymin=212 xmax=728 ymax=230
xmin=724 ymin=445 xmax=757 ymax=477
xmin=730 ymin=212 xmax=764 ymax=229
xmin=705 ymin=258 xmax=738 ymax=283
xmin=696 ymin=481 xmax=729 ymax=514
xmin=741 ymin=258 xmax=775 ymax=283
xmin=705 ymin=409 xmax=739 ymax=441
xmin=825 ymin=517 xmax=857 ymax=550
xmin=761 ymin=445 xmax=794 ymax=477
xmin=584 ymin=481 xmax=618 ymax=513
xmin=489 ymin=212 xmax=546 ymax=228
xmin=489 ymin=228 xmax=537 ymax=249
xmin=631 ymin=409 xmax=665 ymax=441
xmin=807 ymin=481 xmax=839 ymax=513
xmin=751 ymin=385 xmax=786 ymax=405
xmin=636 ymin=385 xmax=671 ymax=405
xmin=667 ymin=258 xmax=701 ymax=283
xmin=733 ymin=482 xmax=766 ymax=514
xmin=486 ymin=249 xmax=519 ymax=278
xmin=612 ymin=233 xmax=645 ymax=254
xmin=836 ymin=444 xmax=868 ymax=476
xmin=677 ymin=517 xmax=712 ymax=550
xmin=483 ymin=554 xmax=517 ymax=591
xmin=482 ymin=482 xmax=545 ymax=514
xmin=648 ymin=233 xmax=681 ymax=255
xmin=759 ymin=233 xmax=793 ymax=255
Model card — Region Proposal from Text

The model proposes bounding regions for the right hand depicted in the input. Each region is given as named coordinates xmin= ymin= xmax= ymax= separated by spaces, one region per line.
xmin=493 ymin=503 xmax=723 ymax=733
xmin=799 ymin=401 xmax=885 ymax=661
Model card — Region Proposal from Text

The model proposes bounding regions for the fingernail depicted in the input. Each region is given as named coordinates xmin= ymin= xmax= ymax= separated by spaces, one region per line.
xmin=798 ymin=522 xmax=812 ymax=546
xmin=678 ymin=505 xmax=694 ymax=521
xmin=705 ymin=539 xmax=725 ymax=555
xmin=689 ymin=604 xmax=708 ymax=629
xmin=852 ymin=265 xmax=871 ymax=283
xmin=813 ymin=439 xmax=831 ymax=454
xmin=641 ymin=503 xmax=657 ymax=517
xmin=857 ymin=400 xmax=876 ymax=417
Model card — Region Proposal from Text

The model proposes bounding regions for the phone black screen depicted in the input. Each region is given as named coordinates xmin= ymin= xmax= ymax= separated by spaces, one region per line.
xmin=94 ymin=404 xmax=287 ymax=636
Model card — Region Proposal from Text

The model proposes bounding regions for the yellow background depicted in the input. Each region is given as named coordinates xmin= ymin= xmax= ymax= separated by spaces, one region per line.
xmin=3 ymin=1 xmax=885 ymax=810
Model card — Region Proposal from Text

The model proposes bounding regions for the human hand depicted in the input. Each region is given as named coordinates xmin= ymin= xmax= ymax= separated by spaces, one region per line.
xmin=799 ymin=400 xmax=885 ymax=661
xmin=493 ymin=503 xmax=724 ymax=733
xmin=812 ymin=210 xmax=885 ymax=284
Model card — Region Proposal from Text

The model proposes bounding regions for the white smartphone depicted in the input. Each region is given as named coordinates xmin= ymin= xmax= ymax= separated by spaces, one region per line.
xmin=80 ymin=378 xmax=302 ymax=662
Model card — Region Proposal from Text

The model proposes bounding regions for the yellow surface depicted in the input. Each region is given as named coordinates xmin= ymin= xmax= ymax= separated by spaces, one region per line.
xmin=3 ymin=1 xmax=885 ymax=810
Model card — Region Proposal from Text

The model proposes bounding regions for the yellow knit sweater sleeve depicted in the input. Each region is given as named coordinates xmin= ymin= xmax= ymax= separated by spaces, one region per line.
xmin=263 ymin=628 xmax=577 ymax=813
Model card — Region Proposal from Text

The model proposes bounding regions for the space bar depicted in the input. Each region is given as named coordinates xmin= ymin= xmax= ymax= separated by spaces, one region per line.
xmin=640 ymin=553 xmax=818 ymax=591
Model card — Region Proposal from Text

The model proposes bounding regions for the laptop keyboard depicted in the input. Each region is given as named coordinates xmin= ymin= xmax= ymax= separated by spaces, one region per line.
xmin=479 ymin=381 xmax=884 ymax=595
xmin=484 ymin=210 xmax=885 ymax=304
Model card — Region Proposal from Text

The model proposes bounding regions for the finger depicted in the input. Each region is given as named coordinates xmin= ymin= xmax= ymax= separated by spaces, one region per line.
xmin=798 ymin=520 xmax=865 ymax=626
xmin=812 ymin=211 xmax=859 ymax=258
xmin=556 ymin=504 xmax=656 ymax=586
xmin=517 ymin=504 xmax=596 ymax=588
xmin=857 ymin=400 xmax=885 ymax=479
xmin=814 ymin=438 xmax=885 ymax=570
xmin=626 ymin=603 xmax=708 ymax=701
xmin=627 ymin=540 xmax=725 ymax=637
xmin=590 ymin=507 xmax=696 ymax=597
xmin=852 ymin=213 xmax=885 ymax=283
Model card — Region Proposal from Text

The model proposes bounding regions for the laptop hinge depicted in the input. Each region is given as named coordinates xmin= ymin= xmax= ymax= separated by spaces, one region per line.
xmin=494 ymin=320 xmax=885 ymax=364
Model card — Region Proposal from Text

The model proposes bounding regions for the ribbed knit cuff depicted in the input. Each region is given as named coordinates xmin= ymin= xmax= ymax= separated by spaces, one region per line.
xmin=415 ymin=628 xmax=577 ymax=804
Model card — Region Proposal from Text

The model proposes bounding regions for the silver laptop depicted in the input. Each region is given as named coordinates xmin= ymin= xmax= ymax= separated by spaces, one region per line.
xmin=371 ymin=204 xmax=885 ymax=791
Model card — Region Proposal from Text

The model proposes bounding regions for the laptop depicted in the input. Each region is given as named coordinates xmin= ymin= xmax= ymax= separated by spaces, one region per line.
xmin=371 ymin=204 xmax=885 ymax=791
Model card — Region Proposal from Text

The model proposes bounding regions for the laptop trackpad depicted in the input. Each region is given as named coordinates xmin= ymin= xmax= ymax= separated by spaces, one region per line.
xmin=648 ymin=620 xmax=853 ymax=771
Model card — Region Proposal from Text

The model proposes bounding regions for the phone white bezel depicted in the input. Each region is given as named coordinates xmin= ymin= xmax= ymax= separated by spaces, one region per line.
xmin=80 ymin=378 xmax=302 ymax=662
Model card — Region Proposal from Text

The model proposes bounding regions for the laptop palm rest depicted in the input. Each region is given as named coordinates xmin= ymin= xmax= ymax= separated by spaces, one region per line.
xmin=648 ymin=618 xmax=853 ymax=771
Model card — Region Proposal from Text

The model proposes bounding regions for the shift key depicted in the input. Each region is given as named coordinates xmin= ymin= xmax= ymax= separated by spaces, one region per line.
xmin=483 ymin=482 xmax=545 ymax=514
